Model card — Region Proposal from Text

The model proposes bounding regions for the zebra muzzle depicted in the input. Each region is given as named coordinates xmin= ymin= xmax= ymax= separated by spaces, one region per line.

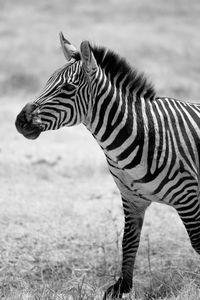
xmin=15 ymin=102 xmax=43 ymax=139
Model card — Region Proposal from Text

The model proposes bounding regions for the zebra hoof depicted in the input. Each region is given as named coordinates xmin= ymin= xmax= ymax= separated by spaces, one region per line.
xmin=103 ymin=277 xmax=132 ymax=299
xmin=103 ymin=284 xmax=122 ymax=299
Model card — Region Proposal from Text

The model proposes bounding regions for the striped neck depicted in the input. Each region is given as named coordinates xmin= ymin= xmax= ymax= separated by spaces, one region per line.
xmin=84 ymin=69 xmax=141 ymax=163
xmin=82 ymin=45 xmax=156 ymax=148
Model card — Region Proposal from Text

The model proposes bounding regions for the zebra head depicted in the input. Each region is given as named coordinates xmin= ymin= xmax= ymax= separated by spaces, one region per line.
xmin=15 ymin=33 xmax=98 ymax=139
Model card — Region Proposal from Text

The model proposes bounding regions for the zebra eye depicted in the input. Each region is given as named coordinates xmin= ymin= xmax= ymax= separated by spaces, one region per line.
xmin=67 ymin=83 xmax=76 ymax=91
xmin=59 ymin=83 xmax=76 ymax=92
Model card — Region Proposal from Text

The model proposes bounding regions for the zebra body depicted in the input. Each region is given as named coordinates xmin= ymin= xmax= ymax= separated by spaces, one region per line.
xmin=15 ymin=33 xmax=200 ymax=299
xmin=92 ymin=95 xmax=200 ymax=206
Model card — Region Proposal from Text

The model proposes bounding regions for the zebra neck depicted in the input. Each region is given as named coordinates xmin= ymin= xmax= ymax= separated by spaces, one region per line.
xmin=85 ymin=85 xmax=146 ymax=164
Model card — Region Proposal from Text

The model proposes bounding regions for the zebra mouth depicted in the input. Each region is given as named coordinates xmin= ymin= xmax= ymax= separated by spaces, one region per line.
xmin=16 ymin=123 xmax=43 ymax=140
xmin=22 ymin=128 xmax=42 ymax=140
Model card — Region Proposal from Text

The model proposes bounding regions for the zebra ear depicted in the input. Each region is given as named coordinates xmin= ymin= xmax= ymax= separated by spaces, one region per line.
xmin=59 ymin=32 xmax=78 ymax=61
xmin=80 ymin=41 xmax=97 ymax=74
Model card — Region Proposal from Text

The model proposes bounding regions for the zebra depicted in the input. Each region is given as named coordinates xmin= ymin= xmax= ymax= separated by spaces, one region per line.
xmin=15 ymin=32 xmax=200 ymax=299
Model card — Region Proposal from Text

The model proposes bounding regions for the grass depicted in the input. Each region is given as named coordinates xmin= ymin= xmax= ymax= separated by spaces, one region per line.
xmin=1 ymin=0 xmax=200 ymax=299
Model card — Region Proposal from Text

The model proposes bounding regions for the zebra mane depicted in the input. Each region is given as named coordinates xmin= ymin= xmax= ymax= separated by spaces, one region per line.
xmin=91 ymin=45 xmax=156 ymax=100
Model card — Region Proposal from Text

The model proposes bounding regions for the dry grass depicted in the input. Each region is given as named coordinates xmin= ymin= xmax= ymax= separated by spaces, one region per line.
xmin=1 ymin=0 xmax=200 ymax=299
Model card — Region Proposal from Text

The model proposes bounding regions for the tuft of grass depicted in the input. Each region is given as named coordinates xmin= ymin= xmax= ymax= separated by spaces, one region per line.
xmin=132 ymin=268 xmax=200 ymax=300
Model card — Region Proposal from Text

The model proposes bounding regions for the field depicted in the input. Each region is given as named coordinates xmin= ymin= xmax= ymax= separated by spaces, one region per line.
xmin=1 ymin=0 xmax=200 ymax=299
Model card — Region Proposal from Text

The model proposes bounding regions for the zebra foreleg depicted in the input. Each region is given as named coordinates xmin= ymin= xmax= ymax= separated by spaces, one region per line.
xmin=103 ymin=198 xmax=150 ymax=299
xmin=175 ymin=200 xmax=200 ymax=255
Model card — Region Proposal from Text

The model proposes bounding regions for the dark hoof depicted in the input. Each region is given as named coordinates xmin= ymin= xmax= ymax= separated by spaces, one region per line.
xmin=103 ymin=285 xmax=122 ymax=299
xmin=103 ymin=277 xmax=132 ymax=299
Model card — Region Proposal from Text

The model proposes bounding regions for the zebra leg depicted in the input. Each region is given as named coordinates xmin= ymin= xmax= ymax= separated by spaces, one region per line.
xmin=103 ymin=198 xmax=150 ymax=299
xmin=175 ymin=199 xmax=200 ymax=254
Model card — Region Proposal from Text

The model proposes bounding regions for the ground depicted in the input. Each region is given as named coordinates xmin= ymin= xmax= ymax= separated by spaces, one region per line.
xmin=1 ymin=0 xmax=200 ymax=299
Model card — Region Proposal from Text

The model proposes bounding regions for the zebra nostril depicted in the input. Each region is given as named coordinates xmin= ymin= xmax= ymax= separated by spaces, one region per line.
xmin=23 ymin=102 xmax=38 ymax=122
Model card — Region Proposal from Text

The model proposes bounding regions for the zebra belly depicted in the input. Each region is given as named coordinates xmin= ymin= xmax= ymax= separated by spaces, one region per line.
xmin=110 ymin=165 xmax=199 ymax=205
xmin=110 ymin=167 xmax=162 ymax=203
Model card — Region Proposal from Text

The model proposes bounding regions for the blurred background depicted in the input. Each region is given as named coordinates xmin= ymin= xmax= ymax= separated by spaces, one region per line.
xmin=1 ymin=0 xmax=200 ymax=98
xmin=1 ymin=0 xmax=200 ymax=299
